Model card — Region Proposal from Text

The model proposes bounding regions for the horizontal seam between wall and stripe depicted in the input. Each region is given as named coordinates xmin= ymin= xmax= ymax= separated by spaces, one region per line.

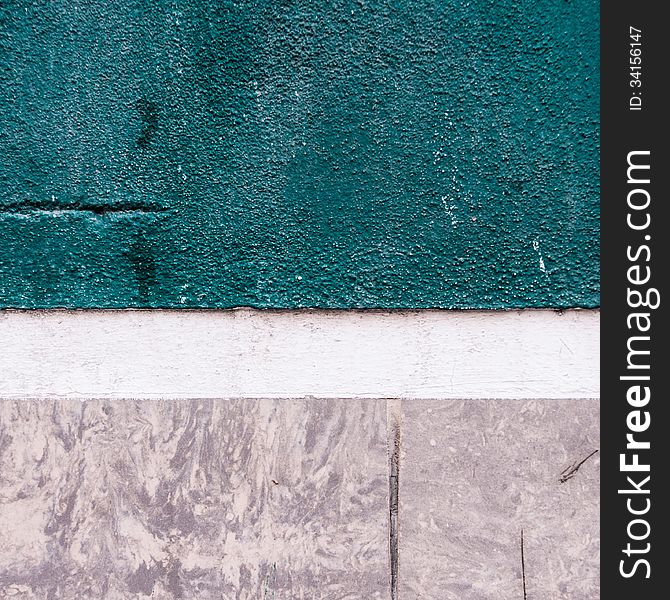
xmin=0 ymin=308 xmax=599 ymax=399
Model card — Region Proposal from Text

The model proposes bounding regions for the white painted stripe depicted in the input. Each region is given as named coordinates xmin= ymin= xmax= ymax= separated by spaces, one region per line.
xmin=0 ymin=309 xmax=599 ymax=399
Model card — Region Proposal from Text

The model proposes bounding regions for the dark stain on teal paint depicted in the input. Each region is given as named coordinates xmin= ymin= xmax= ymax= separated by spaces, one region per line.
xmin=0 ymin=0 xmax=599 ymax=309
xmin=128 ymin=231 xmax=158 ymax=303
xmin=135 ymin=99 xmax=160 ymax=150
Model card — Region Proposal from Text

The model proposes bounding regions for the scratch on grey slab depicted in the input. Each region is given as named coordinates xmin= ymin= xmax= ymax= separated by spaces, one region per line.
xmin=520 ymin=528 xmax=527 ymax=600
xmin=559 ymin=449 xmax=599 ymax=484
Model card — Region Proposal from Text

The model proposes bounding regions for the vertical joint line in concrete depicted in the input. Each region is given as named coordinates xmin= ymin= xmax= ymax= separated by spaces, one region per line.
xmin=387 ymin=399 xmax=402 ymax=600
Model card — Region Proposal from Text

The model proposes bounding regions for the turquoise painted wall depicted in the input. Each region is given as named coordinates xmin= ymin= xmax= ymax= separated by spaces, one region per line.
xmin=0 ymin=0 xmax=599 ymax=309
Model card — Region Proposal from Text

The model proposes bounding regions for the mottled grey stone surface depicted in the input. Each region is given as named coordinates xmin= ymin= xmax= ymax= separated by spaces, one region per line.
xmin=0 ymin=399 xmax=390 ymax=599
xmin=399 ymin=399 xmax=599 ymax=600
xmin=0 ymin=398 xmax=600 ymax=599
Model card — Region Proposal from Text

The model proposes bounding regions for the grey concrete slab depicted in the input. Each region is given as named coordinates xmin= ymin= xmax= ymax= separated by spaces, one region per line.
xmin=399 ymin=399 xmax=599 ymax=600
xmin=0 ymin=399 xmax=390 ymax=599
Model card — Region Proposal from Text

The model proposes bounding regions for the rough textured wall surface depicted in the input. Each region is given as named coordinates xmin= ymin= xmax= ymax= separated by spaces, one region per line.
xmin=0 ymin=0 xmax=599 ymax=308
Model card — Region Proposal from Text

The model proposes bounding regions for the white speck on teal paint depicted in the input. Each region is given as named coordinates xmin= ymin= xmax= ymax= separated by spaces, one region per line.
xmin=532 ymin=238 xmax=548 ymax=275
xmin=441 ymin=196 xmax=458 ymax=227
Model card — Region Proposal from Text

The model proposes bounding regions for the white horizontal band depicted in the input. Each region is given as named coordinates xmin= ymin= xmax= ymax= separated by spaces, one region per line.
xmin=0 ymin=309 xmax=599 ymax=399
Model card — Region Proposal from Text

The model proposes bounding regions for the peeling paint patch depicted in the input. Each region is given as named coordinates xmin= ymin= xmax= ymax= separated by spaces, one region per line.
xmin=532 ymin=238 xmax=548 ymax=275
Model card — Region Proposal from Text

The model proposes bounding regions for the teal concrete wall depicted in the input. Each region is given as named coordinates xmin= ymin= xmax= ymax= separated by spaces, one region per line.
xmin=0 ymin=0 xmax=599 ymax=309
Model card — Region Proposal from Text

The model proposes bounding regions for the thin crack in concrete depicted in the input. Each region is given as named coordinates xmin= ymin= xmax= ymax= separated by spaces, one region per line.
xmin=0 ymin=200 xmax=166 ymax=217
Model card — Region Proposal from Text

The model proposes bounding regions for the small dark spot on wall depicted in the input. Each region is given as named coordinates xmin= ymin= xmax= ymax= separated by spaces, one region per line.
xmin=510 ymin=180 xmax=524 ymax=193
